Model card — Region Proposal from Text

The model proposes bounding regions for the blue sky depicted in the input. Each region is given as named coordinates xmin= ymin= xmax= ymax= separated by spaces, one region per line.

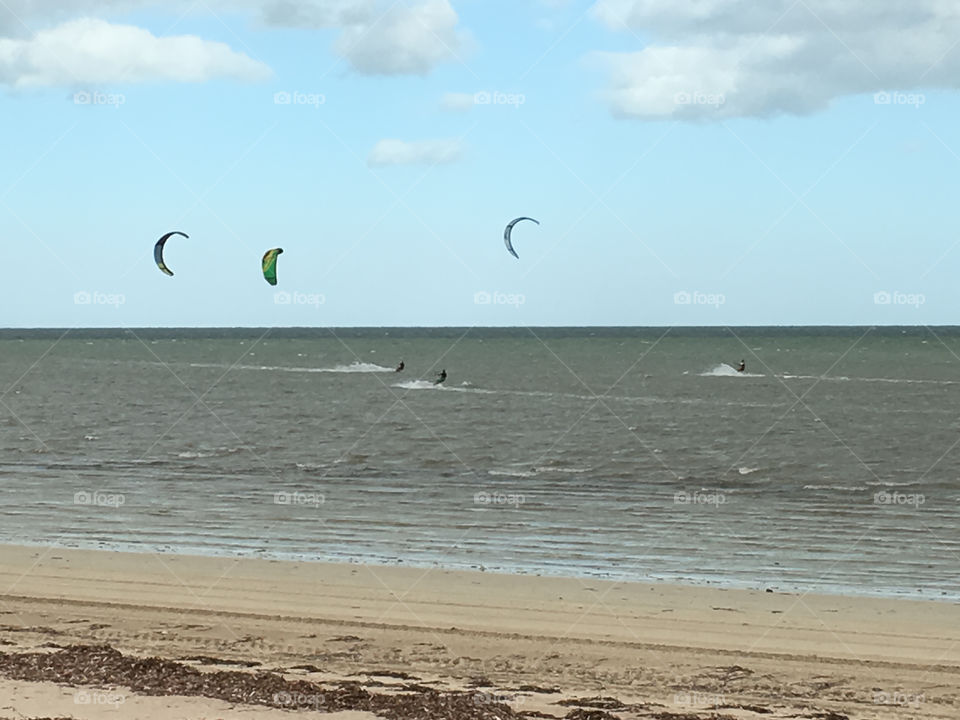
xmin=3 ymin=0 xmax=960 ymax=327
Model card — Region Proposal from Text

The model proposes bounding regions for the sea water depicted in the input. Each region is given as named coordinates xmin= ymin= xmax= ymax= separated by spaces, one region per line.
xmin=0 ymin=327 xmax=957 ymax=600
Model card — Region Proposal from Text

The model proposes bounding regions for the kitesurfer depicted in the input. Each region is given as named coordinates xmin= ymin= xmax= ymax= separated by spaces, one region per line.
xmin=434 ymin=369 xmax=447 ymax=385
xmin=395 ymin=361 xmax=405 ymax=372
xmin=737 ymin=360 xmax=746 ymax=373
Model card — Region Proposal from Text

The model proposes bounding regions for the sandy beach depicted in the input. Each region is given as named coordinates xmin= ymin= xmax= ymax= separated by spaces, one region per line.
xmin=0 ymin=544 xmax=957 ymax=719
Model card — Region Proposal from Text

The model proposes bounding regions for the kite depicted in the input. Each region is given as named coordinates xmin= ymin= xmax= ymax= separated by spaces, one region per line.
xmin=154 ymin=231 xmax=188 ymax=276
xmin=503 ymin=217 xmax=539 ymax=259
xmin=262 ymin=248 xmax=284 ymax=286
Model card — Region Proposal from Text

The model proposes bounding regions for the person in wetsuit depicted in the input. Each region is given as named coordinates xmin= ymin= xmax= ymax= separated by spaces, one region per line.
xmin=434 ymin=369 xmax=447 ymax=385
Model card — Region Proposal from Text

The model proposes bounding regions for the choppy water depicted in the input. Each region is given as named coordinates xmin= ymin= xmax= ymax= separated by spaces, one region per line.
xmin=1 ymin=327 xmax=958 ymax=600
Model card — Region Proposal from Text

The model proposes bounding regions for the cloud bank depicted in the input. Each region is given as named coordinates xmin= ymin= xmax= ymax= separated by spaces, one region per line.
xmin=0 ymin=0 xmax=465 ymax=90
xmin=263 ymin=0 xmax=466 ymax=75
xmin=590 ymin=0 xmax=960 ymax=120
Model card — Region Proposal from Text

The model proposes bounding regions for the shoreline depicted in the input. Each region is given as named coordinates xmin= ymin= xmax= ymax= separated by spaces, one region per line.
xmin=1 ymin=543 xmax=958 ymax=717
xmin=7 ymin=538 xmax=957 ymax=605
xmin=6 ymin=542 xmax=959 ymax=654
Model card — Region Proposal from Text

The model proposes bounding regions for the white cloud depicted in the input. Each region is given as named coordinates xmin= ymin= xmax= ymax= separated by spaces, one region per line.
xmin=0 ymin=1 xmax=161 ymax=36
xmin=335 ymin=0 xmax=465 ymax=76
xmin=0 ymin=18 xmax=270 ymax=87
xmin=0 ymin=0 xmax=369 ymax=34
xmin=440 ymin=91 xmax=475 ymax=111
xmin=257 ymin=0 xmax=377 ymax=28
xmin=368 ymin=138 xmax=463 ymax=167
xmin=1 ymin=0 xmax=468 ymax=80
xmin=590 ymin=0 xmax=960 ymax=120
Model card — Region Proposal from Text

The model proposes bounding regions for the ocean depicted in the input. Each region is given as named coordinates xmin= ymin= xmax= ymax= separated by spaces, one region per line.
xmin=1 ymin=327 xmax=957 ymax=600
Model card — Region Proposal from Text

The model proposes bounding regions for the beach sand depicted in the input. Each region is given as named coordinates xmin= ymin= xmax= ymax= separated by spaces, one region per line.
xmin=0 ymin=544 xmax=957 ymax=718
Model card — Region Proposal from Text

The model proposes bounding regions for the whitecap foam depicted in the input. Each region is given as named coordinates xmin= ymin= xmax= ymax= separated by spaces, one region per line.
xmin=189 ymin=361 xmax=395 ymax=374
xmin=394 ymin=380 xmax=444 ymax=390
xmin=856 ymin=376 xmax=957 ymax=386
xmin=324 ymin=362 xmax=395 ymax=373
xmin=866 ymin=480 xmax=925 ymax=487
xmin=803 ymin=484 xmax=867 ymax=491
xmin=781 ymin=373 xmax=956 ymax=386
xmin=701 ymin=364 xmax=763 ymax=378
xmin=176 ymin=447 xmax=244 ymax=459
xmin=444 ymin=385 xmax=497 ymax=395
xmin=488 ymin=469 xmax=536 ymax=478
xmin=780 ymin=374 xmax=851 ymax=382
xmin=393 ymin=380 xmax=496 ymax=394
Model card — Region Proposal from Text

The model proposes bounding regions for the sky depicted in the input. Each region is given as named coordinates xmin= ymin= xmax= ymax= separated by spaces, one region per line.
xmin=3 ymin=0 xmax=960 ymax=327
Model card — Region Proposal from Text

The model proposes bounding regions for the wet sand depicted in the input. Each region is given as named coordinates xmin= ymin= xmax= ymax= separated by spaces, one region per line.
xmin=0 ymin=544 xmax=957 ymax=719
